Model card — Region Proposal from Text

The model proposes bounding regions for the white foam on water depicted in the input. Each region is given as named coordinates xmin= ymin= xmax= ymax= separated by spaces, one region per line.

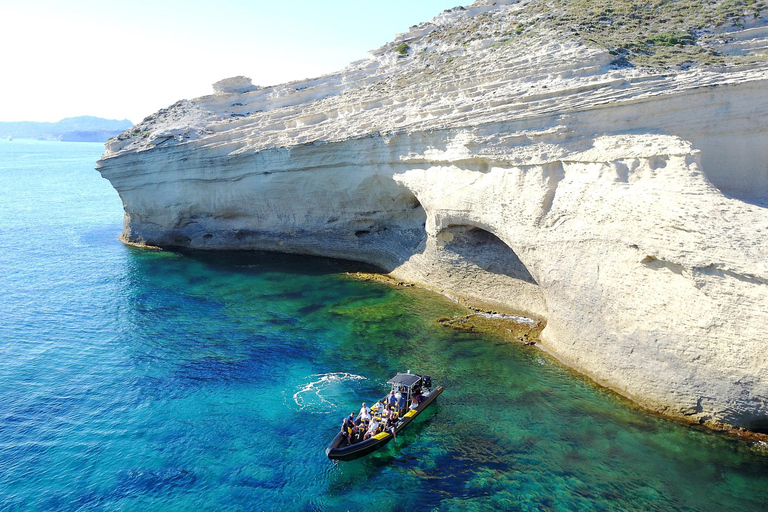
xmin=475 ymin=311 xmax=538 ymax=325
xmin=292 ymin=372 xmax=367 ymax=411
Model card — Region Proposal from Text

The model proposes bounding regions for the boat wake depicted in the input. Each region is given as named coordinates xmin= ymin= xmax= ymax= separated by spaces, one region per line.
xmin=292 ymin=372 xmax=366 ymax=412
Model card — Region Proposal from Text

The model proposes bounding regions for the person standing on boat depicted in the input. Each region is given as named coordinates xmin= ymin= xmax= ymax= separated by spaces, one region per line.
xmin=396 ymin=392 xmax=406 ymax=413
xmin=341 ymin=417 xmax=353 ymax=445
xmin=387 ymin=390 xmax=397 ymax=409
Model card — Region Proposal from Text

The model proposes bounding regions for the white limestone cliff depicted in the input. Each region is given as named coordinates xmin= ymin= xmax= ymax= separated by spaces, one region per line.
xmin=97 ymin=0 xmax=768 ymax=431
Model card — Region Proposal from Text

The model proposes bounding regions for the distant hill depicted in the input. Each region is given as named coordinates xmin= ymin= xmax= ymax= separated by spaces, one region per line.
xmin=0 ymin=116 xmax=133 ymax=142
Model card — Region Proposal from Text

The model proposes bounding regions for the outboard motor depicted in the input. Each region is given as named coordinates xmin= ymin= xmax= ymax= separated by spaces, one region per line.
xmin=424 ymin=376 xmax=432 ymax=390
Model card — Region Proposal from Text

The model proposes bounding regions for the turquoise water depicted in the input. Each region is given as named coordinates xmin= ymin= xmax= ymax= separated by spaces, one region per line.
xmin=1 ymin=139 xmax=767 ymax=511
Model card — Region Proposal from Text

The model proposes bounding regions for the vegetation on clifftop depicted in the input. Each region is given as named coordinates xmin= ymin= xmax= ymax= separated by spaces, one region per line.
xmin=427 ymin=0 xmax=767 ymax=69
xmin=551 ymin=0 xmax=768 ymax=67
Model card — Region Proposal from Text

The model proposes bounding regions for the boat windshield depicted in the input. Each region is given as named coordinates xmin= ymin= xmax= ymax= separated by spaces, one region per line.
xmin=387 ymin=373 xmax=421 ymax=388
xmin=387 ymin=373 xmax=423 ymax=407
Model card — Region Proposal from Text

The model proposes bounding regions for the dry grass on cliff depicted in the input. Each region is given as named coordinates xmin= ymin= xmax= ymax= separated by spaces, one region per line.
xmin=549 ymin=0 xmax=768 ymax=67
xmin=434 ymin=0 xmax=767 ymax=69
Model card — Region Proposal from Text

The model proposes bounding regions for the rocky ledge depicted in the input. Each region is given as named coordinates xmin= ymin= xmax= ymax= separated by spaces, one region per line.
xmin=97 ymin=0 xmax=768 ymax=432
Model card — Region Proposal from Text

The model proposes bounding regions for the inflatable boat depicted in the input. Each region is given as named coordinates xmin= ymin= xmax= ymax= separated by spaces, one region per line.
xmin=325 ymin=372 xmax=443 ymax=461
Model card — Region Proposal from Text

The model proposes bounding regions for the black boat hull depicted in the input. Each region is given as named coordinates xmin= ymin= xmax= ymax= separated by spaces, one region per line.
xmin=325 ymin=385 xmax=443 ymax=461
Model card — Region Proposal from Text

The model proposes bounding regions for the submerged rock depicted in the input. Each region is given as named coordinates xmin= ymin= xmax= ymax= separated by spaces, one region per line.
xmin=97 ymin=0 xmax=768 ymax=431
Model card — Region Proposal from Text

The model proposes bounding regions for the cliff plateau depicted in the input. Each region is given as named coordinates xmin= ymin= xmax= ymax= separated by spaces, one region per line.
xmin=97 ymin=0 xmax=768 ymax=431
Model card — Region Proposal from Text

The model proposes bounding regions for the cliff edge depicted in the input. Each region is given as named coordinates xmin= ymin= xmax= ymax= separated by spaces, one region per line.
xmin=97 ymin=0 xmax=768 ymax=431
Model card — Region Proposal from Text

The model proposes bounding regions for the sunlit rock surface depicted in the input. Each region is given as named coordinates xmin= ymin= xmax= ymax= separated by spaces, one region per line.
xmin=98 ymin=0 xmax=768 ymax=431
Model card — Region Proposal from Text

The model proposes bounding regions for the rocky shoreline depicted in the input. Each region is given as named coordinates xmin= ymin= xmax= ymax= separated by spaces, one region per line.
xmin=346 ymin=266 xmax=768 ymax=444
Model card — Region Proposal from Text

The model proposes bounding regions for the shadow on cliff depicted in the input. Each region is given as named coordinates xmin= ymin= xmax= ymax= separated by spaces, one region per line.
xmin=438 ymin=225 xmax=538 ymax=285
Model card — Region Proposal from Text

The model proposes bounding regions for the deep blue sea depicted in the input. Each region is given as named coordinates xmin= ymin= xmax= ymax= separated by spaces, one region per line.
xmin=1 ymin=139 xmax=767 ymax=511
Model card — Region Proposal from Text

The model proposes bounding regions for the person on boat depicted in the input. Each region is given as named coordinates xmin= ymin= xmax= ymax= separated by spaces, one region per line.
xmin=364 ymin=418 xmax=380 ymax=440
xmin=412 ymin=387 xmax=423 ymax=407
xmin=351 ymin=422 xmax=365 ymax=444
xmin=341 ymin=417 xmax=353 ymax=445
xmin=357 ymin=402 xmax=371 ymax=422
xmin=388 ymin=390 xmax=397 ymax=409
xmin=396 ymin=392 xmax=406 ymax=413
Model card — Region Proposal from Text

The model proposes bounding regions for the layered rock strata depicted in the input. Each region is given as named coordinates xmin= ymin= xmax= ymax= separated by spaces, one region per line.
xmin=98 ymin=1 xmax=768 ymax=431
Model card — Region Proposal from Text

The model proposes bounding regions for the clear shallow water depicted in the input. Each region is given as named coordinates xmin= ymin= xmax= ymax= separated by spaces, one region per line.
xmin=1 ymin=139 xmax=767 ymax=512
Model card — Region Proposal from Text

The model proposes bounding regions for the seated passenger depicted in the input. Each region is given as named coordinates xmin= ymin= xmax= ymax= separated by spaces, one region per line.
xmin=351 ymin=423 xmax=364 ymax=444
xmin=364 ymin=418 xmax=380 ymax=440
xmin=357 ymin=402 xmax=371 ymax=422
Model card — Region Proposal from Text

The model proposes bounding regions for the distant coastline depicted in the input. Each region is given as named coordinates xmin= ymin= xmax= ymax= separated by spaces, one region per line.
xmin=0 ymin=116 xmax=133 ymax=143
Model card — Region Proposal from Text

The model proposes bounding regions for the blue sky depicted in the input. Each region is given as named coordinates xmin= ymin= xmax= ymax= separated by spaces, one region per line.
xmin=0 ymin=0 xmax=463 ymax=124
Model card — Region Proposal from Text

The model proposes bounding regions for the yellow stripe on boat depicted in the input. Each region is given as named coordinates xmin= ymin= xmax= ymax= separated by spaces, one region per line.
xmin=373 ymin=432 xmax=390 ymax=440
xmin=405 ymin=410 xmax=417 ymax=418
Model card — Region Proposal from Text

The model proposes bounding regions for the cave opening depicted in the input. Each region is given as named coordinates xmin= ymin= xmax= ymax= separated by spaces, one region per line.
xmin=433 ymin=223 xmax=548 ymax=319
xmin=439 ymin=224 xmax=538 ymax=285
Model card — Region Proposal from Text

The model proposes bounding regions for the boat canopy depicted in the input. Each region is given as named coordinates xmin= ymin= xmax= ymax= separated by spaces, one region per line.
xmin=387 ymin=373 xmax=422 ymax=388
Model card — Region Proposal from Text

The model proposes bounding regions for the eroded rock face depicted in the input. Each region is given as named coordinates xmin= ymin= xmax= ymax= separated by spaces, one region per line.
xmin=97 ymin=1 xmax=768 ymax=430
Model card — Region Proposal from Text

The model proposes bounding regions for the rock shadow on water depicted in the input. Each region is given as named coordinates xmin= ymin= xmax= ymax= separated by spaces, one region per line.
xmin=178 ymin=249 xmax=383 ymax=277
